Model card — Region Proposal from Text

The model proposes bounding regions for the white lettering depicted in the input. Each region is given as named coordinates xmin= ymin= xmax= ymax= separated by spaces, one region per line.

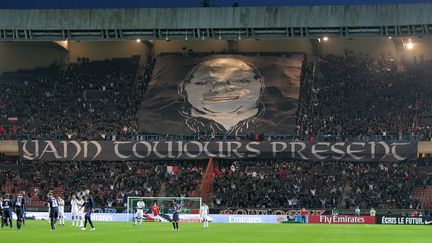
xmin=271 ymin=142 xmax=287 ymax=157
xmin=311 ymin=142 xmax=330 ymax=160
xmin=184 ymin=141 xmax=203 ymax=158
xmin=391 ymin=142 xmax=410 ymax=161
xmin=113 ymin=141 xmax=131 ymax=159
xmin=132 ymin=141 xmax=152 ymax=158
xmin=21 ymin=140 xmax=39 ymax=160
xmin=60 ymin=141 xmax=81 ymax=160
xmin=39 ymin=141 xmax=61 ymax=159
xmin=347 ymin=142 xmax=365 ymax=160
xmin=330 ymin=142 xmax=345 ymax=160
xmin=245 ymin=142 xmax=260 ymax=158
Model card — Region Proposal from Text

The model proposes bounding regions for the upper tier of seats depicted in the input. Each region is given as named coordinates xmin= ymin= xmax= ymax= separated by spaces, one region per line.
xmin=1 ymin=52 xmax=431 ymax=141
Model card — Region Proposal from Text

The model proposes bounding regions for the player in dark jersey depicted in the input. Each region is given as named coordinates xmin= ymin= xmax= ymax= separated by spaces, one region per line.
xmin=81 ymin=189 xmax=95 ymax=231
xmin=21 ymin=191 xmax=27 ymax=226
xmin=14 ymin=192 xmax=26 ymax=230
xmin=172 ymin=200 xmax=181 ymax=231
xmin=47 ymin=192 xmax=59 ymax=231
xmin=2 ymin=194 xmax=13 ymax=228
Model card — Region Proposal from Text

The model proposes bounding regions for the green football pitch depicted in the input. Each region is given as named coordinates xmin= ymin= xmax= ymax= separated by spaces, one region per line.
xmin=0 ymin=221 xmax=430 ymax=243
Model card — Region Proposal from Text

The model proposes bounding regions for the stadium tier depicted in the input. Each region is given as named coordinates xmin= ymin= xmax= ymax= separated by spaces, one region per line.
xmin=1 ymin=53 xmax=432 ymax=141
xmin=1 ymin=1 xmax=432 ymax=242
xmin=2 ymin=159 xmax=431 ymax=209
xmin=0 ymin=160 xmax=204 ymax=207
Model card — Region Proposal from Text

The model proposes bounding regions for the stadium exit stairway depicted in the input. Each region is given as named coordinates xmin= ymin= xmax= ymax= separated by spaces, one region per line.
xmin=199 ymin=158 xmax=214 ymax=205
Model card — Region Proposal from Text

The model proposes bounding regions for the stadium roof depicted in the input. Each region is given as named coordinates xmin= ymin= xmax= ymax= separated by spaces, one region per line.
xmin=0 ymin=0 xmax=431 ymax=9
xmin=0 ymin=2 xmax=431 ymax=41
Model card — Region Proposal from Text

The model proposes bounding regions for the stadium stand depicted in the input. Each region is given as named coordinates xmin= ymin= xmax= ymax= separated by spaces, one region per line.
xmin=2 ymin=52 xmax=432 ymax=142
xmin=297 ymin=54 xmax=430 ymax=141
xmin=1 ymin=156 xmax=431 ymax=210
xmin=0 ymin=159 xmax=204 ymax=207
xmin=1 ymin=51 xmax=432 ymax=213
xmin=0 ymin=56 xmax=155 ymax=141
xmin=1 ymin=1 xmax=432 ymax=241
xmin=213 ymin=160 xmax=432 ymax=209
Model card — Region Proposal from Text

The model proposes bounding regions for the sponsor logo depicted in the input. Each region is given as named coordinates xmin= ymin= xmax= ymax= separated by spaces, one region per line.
xmin=309 ymin=215 xmax=375 ymax=224
xmin=228 ymin=216 xmax=262 ymax=224
xmin=178 ymin=215 xmax=202 ymax=223
xmin=277 ymin=215 xmax=288 ymax=223
xmin=379 ymin=216 xmax=425 ymax=225
xmin=319 ymin=215 xmax=365 ymax=224
xmin=91 ymin=214 xmax=113 ymax=222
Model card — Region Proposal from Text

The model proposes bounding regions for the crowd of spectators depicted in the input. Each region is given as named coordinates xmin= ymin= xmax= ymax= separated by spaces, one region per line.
xmin=165 ymin=163 xmax=204 ymax=198
xmin=297 ymin=54 xmax=432 ymax=140
xmin=0 ymin=56 xmax=156 ymax=140
xmin=407 ymin=60 xmax=432 ymax=139
xmin=213 ymin=159 xmax=432 ymax=209
xmin=2 ymin=157 xmax=431 ymax=210
xmin=2 ymin=51 xmax=432 ymax=141
xmin=0 ymin=159 xmax=204 ymax=208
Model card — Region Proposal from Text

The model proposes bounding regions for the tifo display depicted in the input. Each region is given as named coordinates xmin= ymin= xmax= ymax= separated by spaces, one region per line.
xmin=1 ymin=2 xmax=432 ymax=242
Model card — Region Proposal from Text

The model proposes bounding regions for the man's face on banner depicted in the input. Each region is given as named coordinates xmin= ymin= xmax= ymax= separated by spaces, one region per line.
xmin=183 ymin=58 xmax=263 ymax=128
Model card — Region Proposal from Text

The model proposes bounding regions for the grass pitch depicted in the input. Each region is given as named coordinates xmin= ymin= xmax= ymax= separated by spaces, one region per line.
xmin=0 ymin=221 xmax=430 ymax=243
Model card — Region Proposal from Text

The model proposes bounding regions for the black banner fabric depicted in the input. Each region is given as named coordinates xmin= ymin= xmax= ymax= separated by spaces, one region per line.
xmin=138 ymin=54 xmax=303 ymax=135
xmin=377 ymin=215 xmax=432 ymax=225
xmin=19 ymin=140 xmax=417 ymax=162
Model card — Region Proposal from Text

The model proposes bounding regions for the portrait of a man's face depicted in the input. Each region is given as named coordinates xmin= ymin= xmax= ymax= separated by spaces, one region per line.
xmin=180 ymin=58 xmax=264 ymax=131
xmin=139 ymin=54 xmax=303 ymax=135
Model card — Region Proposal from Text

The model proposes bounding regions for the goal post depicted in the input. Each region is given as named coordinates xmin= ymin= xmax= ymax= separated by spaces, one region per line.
xmin=126 ymin=196 xmax=202 ymax=222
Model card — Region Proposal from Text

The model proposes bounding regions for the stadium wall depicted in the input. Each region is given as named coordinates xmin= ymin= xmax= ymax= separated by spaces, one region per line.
xmin=397 ymin=38 xmax=432 ymax=63
xmin=152 ymin=38 xmax=432 ymax=62
xmin=237 ymin=39 xmax=312 ymax=55
xmin=0 ymin=42 xmax=68 ymax=72
xmin=320 ymin=38 xmax=397 ymax=60
xmin=154 ymin=40 xmax=228 ymax=56
xmin=68 ymin=41 xmax=148 ymax=65
xmin=1 ymin=37 xmax=430 ymax=72
xmin=153 ymin=39 xmax=313 ymax=56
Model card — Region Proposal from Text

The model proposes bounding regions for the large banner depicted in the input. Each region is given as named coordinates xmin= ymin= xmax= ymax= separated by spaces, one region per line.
xmin=138 ymin=54 xmax=303 ymax=135
xmin=19 ymin=140 xmax=417 ymax=161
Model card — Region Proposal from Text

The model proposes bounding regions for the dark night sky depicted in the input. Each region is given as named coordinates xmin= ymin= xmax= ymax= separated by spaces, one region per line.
xmin=0 ymin=0 xmax=431 ymax=9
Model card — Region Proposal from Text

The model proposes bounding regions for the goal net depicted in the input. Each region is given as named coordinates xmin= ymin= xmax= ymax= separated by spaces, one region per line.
xmin=126 ymin=196 xmax=202 ymax=222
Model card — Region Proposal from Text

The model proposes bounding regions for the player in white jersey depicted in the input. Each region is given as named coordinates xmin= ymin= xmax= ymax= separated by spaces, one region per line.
xmin=70 ymin=195 xmax=79 ymax=226
xmin=57 ymin=197 xmax=65 ymax=226
xmin=77 ymin=195 xmax=85 ymax=227
xmin=200 ymin=203 xmax=209 ymax=228
xmin=134 ymin=199 xmax=145 ymax=225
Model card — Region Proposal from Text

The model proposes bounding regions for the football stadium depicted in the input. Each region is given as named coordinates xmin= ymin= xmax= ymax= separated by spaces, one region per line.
xmin=1 ymin=0 xmax=432 ymax=242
